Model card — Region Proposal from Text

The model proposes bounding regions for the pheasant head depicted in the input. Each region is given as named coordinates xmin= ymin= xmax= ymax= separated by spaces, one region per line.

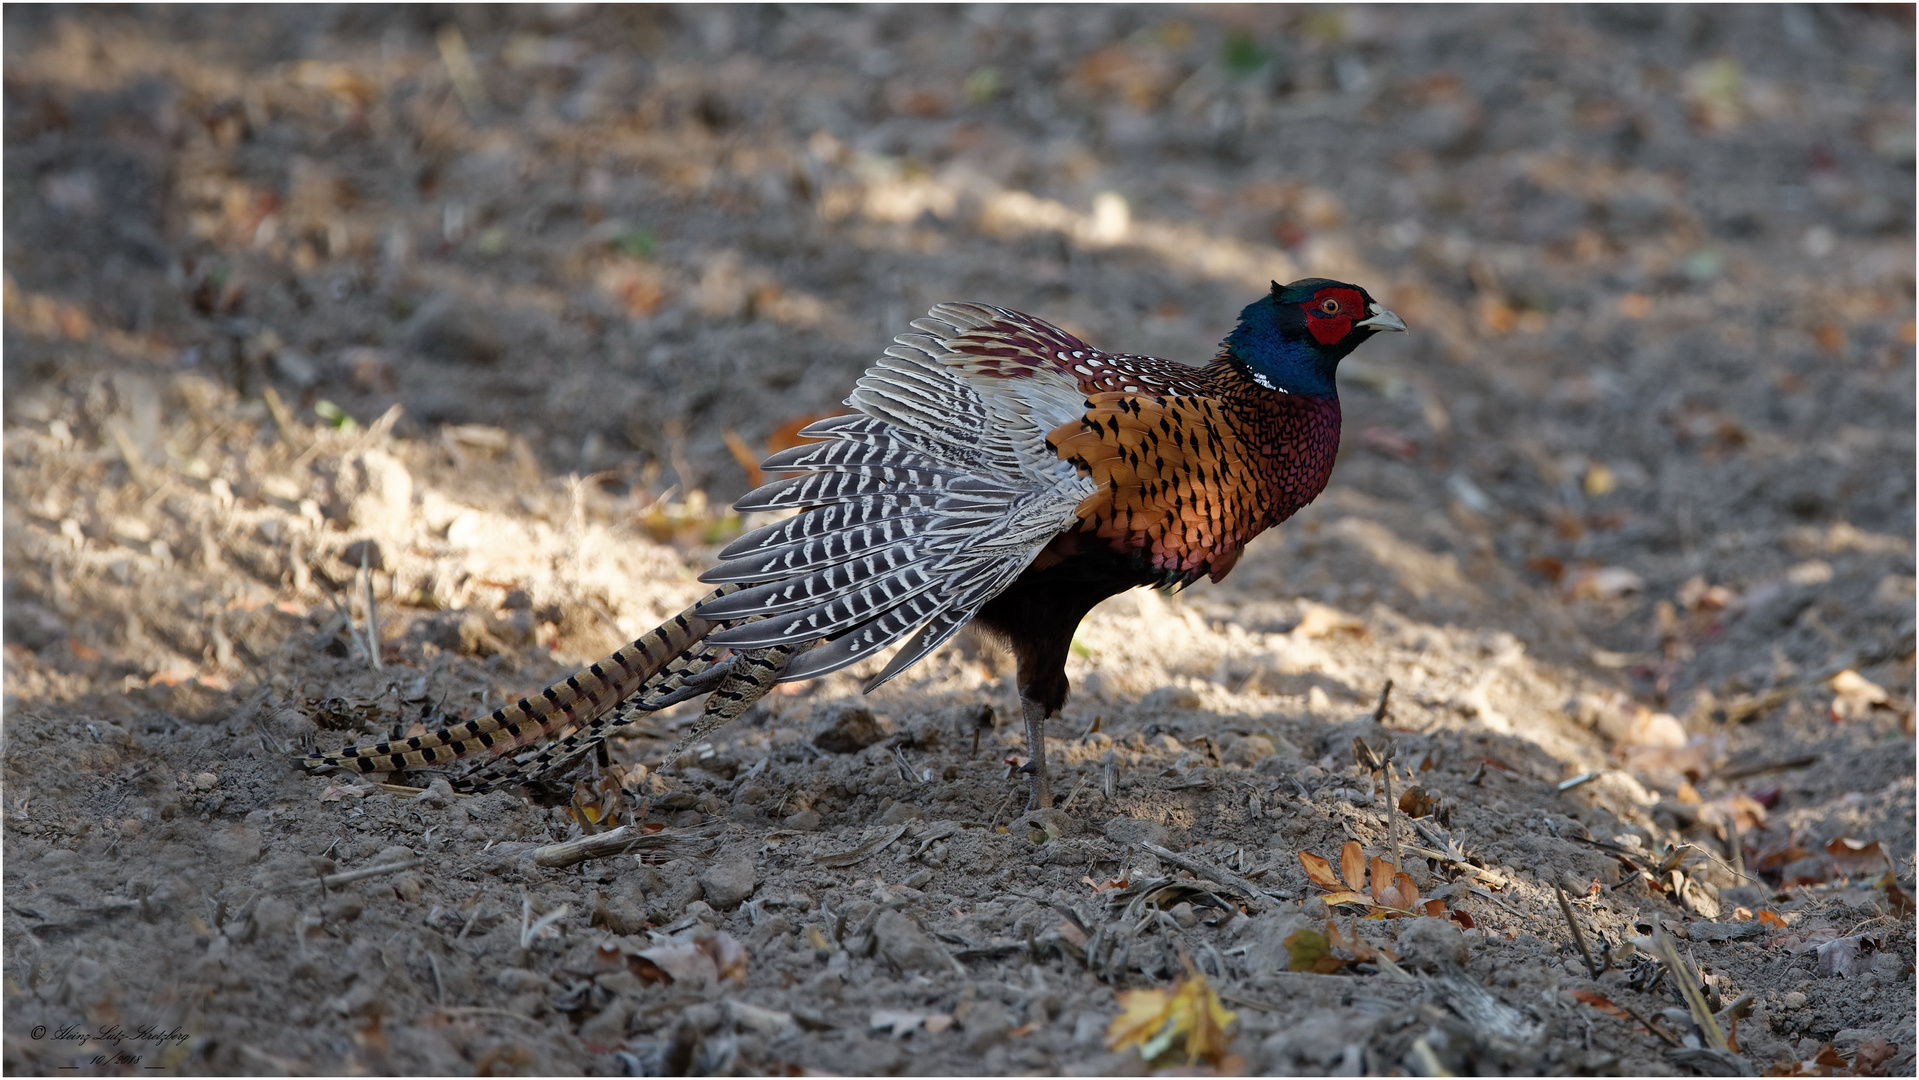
xmin=1222 ymin=277 xmax=1406 ymax=397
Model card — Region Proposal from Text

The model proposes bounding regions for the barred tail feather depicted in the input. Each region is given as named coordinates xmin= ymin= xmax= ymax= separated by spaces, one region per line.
xmin=297 ymin=586 xmax=738 ymax=780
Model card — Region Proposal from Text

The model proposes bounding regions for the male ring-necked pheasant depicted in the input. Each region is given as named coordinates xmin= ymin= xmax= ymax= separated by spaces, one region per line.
xmin=301 ymin=279 xmax=1405 ymax=809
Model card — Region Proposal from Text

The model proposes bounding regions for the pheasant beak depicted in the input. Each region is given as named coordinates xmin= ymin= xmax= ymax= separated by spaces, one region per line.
xmin=1356 ymin=304 xmax=1407 ymax=333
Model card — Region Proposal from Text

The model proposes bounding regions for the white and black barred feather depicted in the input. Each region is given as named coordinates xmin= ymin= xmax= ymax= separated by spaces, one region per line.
xmin=698 ymin=302 xmax=1098 ymax=690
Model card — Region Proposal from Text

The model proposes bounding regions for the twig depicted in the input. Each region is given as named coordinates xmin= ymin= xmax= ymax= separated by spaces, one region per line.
xmin=1383 ymin=755 xmax=1403 ymax=875
xmin=984 ymin=789 xmax=1015 ymax=833
xmin=1650 ymin=921 xmax=1728 ymax=1053
xmin=1371 ymin=679 xmax=1394 ymax=723
xmin=359 ymin=547 xmax=382 ymax=671
xmin=531 ymin=824 xmax=712 ymax=868
xmin=1061 ymin=771 xmax=1093 ymax=811
xmin=1728 ymin=816 xmax=1750 ymax=884
xmin=1218 ymin=990 xmax=1287 ymax=1013
xmin=1557 ymin=771 xmax=1604 ymax=792
xmin=434 ymin=1006 xmax=549 ymax=1027
xmin=1716 ymin=754 xmax=1818 ymax=781
xmin=1137 ymin=841 xmax=1270 ymax=913
xmin=278 ymin=858 xmax=422 ymax=892
xmin=1616 ymin=1000 xmax=1684 ymax=1048
xmin=1555 ymin=886 xmax=1599 ymax=978
xmin=261 ymin=386 xmax=308 ymax=450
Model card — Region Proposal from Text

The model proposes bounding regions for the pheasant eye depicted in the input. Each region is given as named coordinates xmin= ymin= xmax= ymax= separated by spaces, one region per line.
xmin=1319 ymin=298 xmax=1341 ymax=314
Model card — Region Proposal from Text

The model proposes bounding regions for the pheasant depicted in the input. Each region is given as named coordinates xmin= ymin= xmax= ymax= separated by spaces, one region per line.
xmin=300 ymin=278 xmax=1405 ymax=810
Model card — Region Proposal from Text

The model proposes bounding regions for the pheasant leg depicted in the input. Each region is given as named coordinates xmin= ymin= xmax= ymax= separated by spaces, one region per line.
xmin=1020 ymin=696 xmax=1054 ymax=810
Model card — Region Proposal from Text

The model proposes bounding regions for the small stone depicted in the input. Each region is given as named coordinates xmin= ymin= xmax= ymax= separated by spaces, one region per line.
xmin=878 ymin=802 xmax=925 ymax=825
xmin=494 ymin=967 xmax=546 ymax=993
xmin=1222 ymin=734 xmax=1276 ymax=767
xmin=1781 ymin=991 xmax=1808 ymax=1010
xmin=1073 ymin=1012 xmax=1106 ymax=1046
xmin=1396 ymin=916 xmax=1469 ymax=970
xmin=1102 ymin=816 xmax=1172 ymax=849
xmin=962 ymin=999 xmax=1012 ymax=1053
xmin=322 ymin=893 xmax=364 ymax=923
xmin=812 ymin=705 xmax=892 ymax=753
xmin=782 ymin=809 xmax=823 ymax=831
xmin=698 ymin=858 xmax=759 ymax=910
xmin=578 ymin=998 xmax=633 ymax=1048
xmin=873 ymin=909 xmax=950 ymax=975
xmin=191 ymin=772 xmax=219 ymax=792
xmin=270 ymin=709 xmax=318 ymax=749
xmin=1169 ymin=902 xmax=1198 ymax=929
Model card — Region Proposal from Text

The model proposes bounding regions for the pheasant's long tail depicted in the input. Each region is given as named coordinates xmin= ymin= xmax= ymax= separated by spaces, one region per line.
xmin=297 ymin=586 xmax=738 ymax=780
xmin=446 ymin=637 xmax=735 ymax=792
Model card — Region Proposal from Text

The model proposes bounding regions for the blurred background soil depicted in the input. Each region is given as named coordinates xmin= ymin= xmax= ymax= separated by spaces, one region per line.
xmin=3 ymin=5 xmax=1913 ymax=1076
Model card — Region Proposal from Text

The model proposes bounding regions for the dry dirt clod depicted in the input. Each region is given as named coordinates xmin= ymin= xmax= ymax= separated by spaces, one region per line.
xmin=811 ymin=705 xmax=891 ymax=753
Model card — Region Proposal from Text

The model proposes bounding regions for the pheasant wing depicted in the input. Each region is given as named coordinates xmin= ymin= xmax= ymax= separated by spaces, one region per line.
xmin=699 ymin=303 xmax=1102 ymax=687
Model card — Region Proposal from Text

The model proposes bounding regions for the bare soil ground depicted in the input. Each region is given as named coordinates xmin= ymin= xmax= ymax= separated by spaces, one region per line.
xmin=3 ymin=5 xmax=1914 ymax=1076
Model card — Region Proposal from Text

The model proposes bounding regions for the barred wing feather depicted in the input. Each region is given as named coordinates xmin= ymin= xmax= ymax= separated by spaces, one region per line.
xmin=698 ymin=302 xmax=1097 ymax=689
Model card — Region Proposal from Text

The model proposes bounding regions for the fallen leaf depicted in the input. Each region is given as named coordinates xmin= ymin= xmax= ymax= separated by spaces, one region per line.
xmin=1814 ymin=935 xmax=1877 ymax=979
xmin=1106 ymin=973 xmax=1238 ymax=1066
xmin=1283 ymin=926 xmax=1342 ymax=974
xmin=318 ymin=782 xmax=368 ymax=802
xmin=1318 ymin=890 xmax=1372 ymax=909
xmin=634 ymin=929 xmax=747 ymax=986
xmin=1340 ymin=841 xmax=1367 ymax=893
xmin=1829 ymin=669 xmax=1893 ymax=722
xmin=1368 ymin=855 xmax=1394 ymax=902
xmin=1567 ymin=564 xmax=1645 ymax=601
xmin=1573 ymin=990 xmax=1632 ymax=1020
xmin=1756 ymin=910 xmax=1788 ymax=929
xmin=1397 ymin=786 xmax=1435 ymax=817
xmin=1825 ymin=837 xmax=1891 ymax=876
xmin=1852 ymin=1037 xmax=1895 ymax=1075
xmin=1298 ymin=851 xmax=1343 ymax=890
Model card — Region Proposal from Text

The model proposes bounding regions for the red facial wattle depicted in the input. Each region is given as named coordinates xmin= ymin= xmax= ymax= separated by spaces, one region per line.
xmin=1302 ymin=288 xmax=1366 ymax=345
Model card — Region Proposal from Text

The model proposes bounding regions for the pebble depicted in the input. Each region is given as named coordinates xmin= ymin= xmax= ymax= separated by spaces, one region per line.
xmin=962 ymin=999 xmax=1013 ymax=1053
xmin=577 ymin=998 xmax=632 ymax=1046
xmin=782 ymin=809 xmax=823 ymax=831
xmin=1782 ymin=991 xmax=1808 ymax=1010
xmin=873 ymin=909 xmax=950 ymax=975
xmin=698 ymin=858 xmax=759 ymax=910
xmin=1222 ymin=734 xmax=1276 ymax=767
xmin=877 ymin=801 xmax=924 ymax=825
xmin=812 ymin=704 xmax=891 ymax=753
xmin=1101 ymin=816 xmax=1171 ymax=849
xmin=1396 ymin=916 xmax=1470 ymax=969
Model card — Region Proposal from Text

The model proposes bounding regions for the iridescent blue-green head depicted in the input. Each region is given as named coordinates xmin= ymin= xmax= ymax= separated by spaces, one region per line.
xmin=1223 ymin=278 xmax=1405 ymax=397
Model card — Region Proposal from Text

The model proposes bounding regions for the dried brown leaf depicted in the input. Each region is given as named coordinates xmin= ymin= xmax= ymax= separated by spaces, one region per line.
xmin=1340 ymin=841 xmax=1366 ymax=893
xmin=1298 ymin=850 xmax=1343 ymax=890
xmin=1573 ymin=990 xmax=1632 ymax=1019
xmin=1826 ymin=837 xmax=1891 ymax=876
